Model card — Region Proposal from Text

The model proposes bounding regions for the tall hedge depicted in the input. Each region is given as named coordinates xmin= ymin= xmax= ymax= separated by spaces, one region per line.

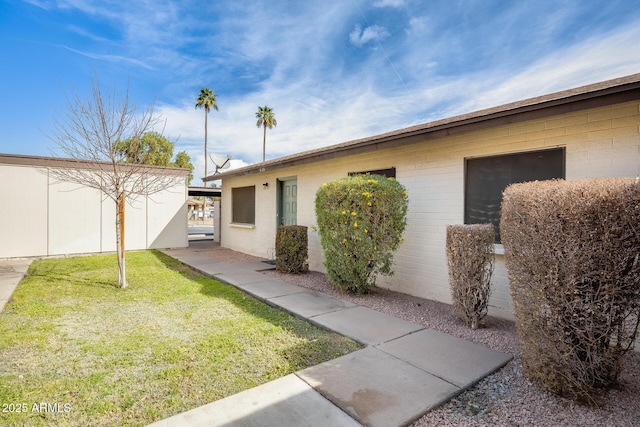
xmin=500 ymin=178 xmax=640 ymax=404
xmin=446 ymin=224 xmax=494 ymax=329
xmin=315 ymin=174 xmax=408 ymax=294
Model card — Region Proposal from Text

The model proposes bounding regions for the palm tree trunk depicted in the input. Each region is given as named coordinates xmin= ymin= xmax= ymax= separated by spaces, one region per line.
xmin=203 ymin=109 xmax=208 ymax=220
xmin=263 ymin=125 xmax=267 ymax=162
xmin=204 ymin=109 xmax=208 ymax=179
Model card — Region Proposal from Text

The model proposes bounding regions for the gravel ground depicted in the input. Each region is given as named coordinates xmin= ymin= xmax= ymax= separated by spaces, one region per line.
xmin=262 ymin=269 xmax=640 ymax=427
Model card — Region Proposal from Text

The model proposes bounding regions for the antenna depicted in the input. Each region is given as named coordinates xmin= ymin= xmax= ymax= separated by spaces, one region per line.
xmin=210 ymin=153 xmax=232 ymax=174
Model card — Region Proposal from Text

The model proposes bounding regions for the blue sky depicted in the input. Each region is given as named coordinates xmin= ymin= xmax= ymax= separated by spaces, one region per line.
xmin=2 ymin=0 xmax=640 ymax=185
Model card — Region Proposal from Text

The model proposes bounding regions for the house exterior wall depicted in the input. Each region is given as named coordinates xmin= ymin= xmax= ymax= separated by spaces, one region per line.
xmin=220 ymin=100 xmax=640 ymax=320
xmin=0 ymin=160 xmax=189 ymax=258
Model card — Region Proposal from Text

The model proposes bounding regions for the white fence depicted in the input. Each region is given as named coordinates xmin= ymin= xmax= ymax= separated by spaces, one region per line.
xmin=0 ymin=154 xmax=188 ymax=258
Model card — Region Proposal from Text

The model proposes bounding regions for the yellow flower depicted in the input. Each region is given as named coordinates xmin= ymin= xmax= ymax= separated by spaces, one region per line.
xmin=362 ymin=191 xmax=372 ymax=198
xmin=387 ymin=177 xmax=395 ymax=181
xmin=402 ymin=189 xmax=408 ymax=195
xmin=351 ymin=211 xmax=357 ymax=216
xmin=398 ymin=236 xmax=404 ymax=242
xmin=367 ymin=201 xmax=372 ymax=206
xmin=364 ymin=228 xmax=368 ymax=234
xmin=367 ymin=179 xmax=378 ymax=184
xmin=322 ymin=183 xmax=328 ymax=187
xmin=374 ymin=245 xmax=377 ymax=250
xmin=341 ymin=210 xmax=347 ymax=215
xmin=353 ymin=222 xmax=358 ymax=228
xmin=342 ymin=238 xmax=348 ymax=244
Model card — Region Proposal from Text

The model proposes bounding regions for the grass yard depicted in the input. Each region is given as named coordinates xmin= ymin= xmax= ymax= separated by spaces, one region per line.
xmin=0 ymin=251 xmax=362 ymax=426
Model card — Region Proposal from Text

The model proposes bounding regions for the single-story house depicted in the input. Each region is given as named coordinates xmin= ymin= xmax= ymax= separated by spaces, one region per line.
xmin=205 ymin=73 xmax=640 ymax=320
xmin=0 ymin=154 xmax=189 ymax=259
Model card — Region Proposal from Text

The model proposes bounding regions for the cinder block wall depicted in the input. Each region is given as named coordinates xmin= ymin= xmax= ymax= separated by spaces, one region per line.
xmin=221 ymin=100 xmax=640 ymax=319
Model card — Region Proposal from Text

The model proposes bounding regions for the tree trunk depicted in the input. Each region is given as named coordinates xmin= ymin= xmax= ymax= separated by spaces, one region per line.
xmin=203 ymin=109 xmax=208 ymax=218
xmin=204 ymin=109 xmax=208 ymax=179
xmin=116 ymin=191 xmax=128 ymax=289
xmin=263 ymin=125 xmax=266 ymax=162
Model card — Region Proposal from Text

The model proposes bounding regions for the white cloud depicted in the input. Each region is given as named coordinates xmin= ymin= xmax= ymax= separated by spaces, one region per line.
xmin=152 ymin=13 xmax=640 ymax=189
xmin=61 ymin=45 xmax=155 ymax=69
xmin=21 ymin=1 xmax=640 ymax=189
xmin=349 ymin=24 xmax=390 ymax=47
xmin=448 ymin=21 xmax=640 ymax=117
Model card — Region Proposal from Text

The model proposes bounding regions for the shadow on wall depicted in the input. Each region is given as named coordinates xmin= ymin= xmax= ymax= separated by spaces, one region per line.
xmin=149 ymin=200 xmax=189 ymax=250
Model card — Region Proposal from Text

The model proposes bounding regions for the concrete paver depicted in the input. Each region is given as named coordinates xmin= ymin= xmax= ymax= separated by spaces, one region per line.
xmin=148 ymin=374 xmax=361 ymax=427
xmin=212 ymin=269 xmax=272 ymax=287
xmin=311 ymin=305 xmax=425 ymax=345
xmin=298 ymin=347 xmax=460 ymax=427
xmin=157 ymin=245 xmax=513 ymax=426
xmin=268 ymin=290 xmax=357 ymax=318
xmin=377 ymin=329 xmax=513 ymax=388
xmin=236 ymin=280 xmax=307 ymax=300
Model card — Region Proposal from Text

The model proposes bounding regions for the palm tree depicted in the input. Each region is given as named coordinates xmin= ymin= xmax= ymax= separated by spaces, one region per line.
xmin=195 ymin=88 xmax=219 ymax=180
xmin=256 ymin=105 xmax=277 ymax=162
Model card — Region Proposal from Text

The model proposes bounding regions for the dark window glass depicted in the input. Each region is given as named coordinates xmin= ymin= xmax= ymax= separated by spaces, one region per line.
xmin=465 ymin=148 xmax=565 ymax=242
xmin=348 ymin=167 xmax=396 ymax=178
xmin=232 ymin=186 xmax=255 ymax=224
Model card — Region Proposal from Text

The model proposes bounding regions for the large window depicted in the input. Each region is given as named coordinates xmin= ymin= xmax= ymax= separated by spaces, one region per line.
xmin=465 ymin=148 xmax=565 ymax=243
xmin=232 ymin=186 xmax=256 ymax=224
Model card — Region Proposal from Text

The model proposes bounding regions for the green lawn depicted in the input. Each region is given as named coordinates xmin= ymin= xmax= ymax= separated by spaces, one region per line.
xmin=0 ymin=251 xmax=361 ymax=426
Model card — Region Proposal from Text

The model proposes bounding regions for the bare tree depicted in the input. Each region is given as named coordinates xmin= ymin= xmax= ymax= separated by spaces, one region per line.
xmin=48 ymin=74 xmax=178 ymax=288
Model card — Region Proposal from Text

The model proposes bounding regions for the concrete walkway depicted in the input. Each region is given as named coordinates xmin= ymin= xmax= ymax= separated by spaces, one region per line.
xmin=0 ymin=246 xmax=511 ymax=426
xmin=0 ymin=258 xmax=32 ymax=313
xmin=150 ymin=243 xmax=512 ymax=427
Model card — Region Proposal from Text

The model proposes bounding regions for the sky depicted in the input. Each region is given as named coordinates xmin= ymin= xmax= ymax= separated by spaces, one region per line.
xmin=1 ymin=0 xmax=640 ymax=186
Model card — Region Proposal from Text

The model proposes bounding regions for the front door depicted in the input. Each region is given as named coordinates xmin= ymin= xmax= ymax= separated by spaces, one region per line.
xmin=279 ymin=178 xmax=297 ymax=226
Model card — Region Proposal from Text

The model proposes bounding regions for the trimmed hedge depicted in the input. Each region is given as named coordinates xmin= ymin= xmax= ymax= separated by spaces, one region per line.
xmin=275 ymin=225 xmax=308 ymax=274
xmin=315 ymin=174 xmax=408 ymax=294
xmin=500 ymin=178 xmax=640 ymax=404
xmin=446 ymin=224 xmax=494 ymax=329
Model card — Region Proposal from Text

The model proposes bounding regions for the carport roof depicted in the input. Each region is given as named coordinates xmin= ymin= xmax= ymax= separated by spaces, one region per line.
xmin=204 ymin=73 xmax=640 ymax=182
xmin=188 ymin=186 xmax=222 ymax=197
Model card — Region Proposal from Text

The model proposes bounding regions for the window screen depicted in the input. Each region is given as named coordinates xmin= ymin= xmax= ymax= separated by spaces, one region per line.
xmin=465 ymin=148 xmax=565 ymax=243
xmin=232 ymin=186 xmax=256 ymax=224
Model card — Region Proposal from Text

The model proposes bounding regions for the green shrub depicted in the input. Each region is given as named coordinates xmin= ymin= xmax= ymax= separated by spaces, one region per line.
xmin=275 ymin=225 xmax=308 ymax=274
xmin=500 ymin=178 xmax=640 ymax=404
xmin=446 ymin=224 xmax=494 ymax=329
xmin=315 ymin=174 xmax=408 ymax=294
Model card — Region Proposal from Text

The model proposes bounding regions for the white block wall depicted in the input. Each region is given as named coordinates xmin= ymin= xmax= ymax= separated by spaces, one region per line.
xmin=0 ymin=162 xmax=189 ymax=258
xmin=221 ymin=100 xmax=640 ymax=320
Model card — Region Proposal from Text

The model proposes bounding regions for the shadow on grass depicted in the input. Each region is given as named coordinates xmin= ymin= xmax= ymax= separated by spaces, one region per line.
xmin=25 ymin=271 xmax=118 ymax=290
xmin=148 ymin=250 xmax=362 ymax=370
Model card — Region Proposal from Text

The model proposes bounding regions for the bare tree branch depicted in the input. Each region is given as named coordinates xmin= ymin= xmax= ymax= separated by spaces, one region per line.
xmin=46 ymin=73 xmax=180 ymax=288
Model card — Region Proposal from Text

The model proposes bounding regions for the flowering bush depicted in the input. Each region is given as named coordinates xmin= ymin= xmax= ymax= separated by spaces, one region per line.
xmin=314 ymin=174 xmax=408 ymax=293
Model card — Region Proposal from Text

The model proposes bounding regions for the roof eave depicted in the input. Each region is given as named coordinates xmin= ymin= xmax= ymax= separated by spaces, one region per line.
xmin=205 ymin=73 xmax=640 ymax=181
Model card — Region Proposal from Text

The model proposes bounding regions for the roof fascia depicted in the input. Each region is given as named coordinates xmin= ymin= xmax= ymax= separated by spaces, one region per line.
xmin=206 ymin=75 xmax=640 ymax=181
